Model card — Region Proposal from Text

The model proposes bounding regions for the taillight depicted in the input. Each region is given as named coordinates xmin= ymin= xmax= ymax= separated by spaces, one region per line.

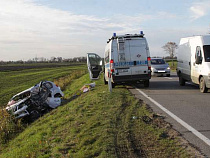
xmin=147 ymin=57 xmax=151 ymax=70
xmin=110 ymin=59 xmax=114 ymax=72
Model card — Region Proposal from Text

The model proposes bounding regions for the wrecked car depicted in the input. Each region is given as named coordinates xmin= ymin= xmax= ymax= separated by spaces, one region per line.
xmin=6 ymin=81 xmax=64 ymax=120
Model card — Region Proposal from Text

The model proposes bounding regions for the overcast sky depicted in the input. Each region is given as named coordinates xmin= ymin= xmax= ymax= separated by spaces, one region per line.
xmin=0 ymin=0 xmax=210 ymax=61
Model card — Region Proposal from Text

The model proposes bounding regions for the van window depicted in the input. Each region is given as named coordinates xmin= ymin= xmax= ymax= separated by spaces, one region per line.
xmin=118 ymin=42 xmax=124 ymax=50
xmin=88 ymin=54 xmax=101 ymax=65
xmin=203 ymin=45 xmax=210 ymax=62
xmin=105 ymin=50 xmax=109 ymax=63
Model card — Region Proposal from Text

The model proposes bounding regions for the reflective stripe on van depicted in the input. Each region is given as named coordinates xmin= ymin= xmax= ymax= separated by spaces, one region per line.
xmin=115 ymin=61 xmax=148 ymax=67
xmin=105 ymin=61 xmax=148 ymax=68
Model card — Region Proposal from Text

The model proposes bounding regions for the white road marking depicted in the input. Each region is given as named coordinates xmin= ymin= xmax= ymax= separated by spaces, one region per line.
xmin=164 ymin=77 xmax=173 ymax=80
xmin=136 ymin=88 xmax=210 ymax=147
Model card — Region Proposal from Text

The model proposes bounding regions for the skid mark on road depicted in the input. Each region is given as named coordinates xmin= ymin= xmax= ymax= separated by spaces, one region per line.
xmin=136 ymin=88 xmax=210 ymax=147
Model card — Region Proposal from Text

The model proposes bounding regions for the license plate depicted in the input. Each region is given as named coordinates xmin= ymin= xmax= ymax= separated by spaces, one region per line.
xmin=158 ymin=70 xmax=165 ymax=73
xmin=118 ymin=69 xmax=128 ymax=73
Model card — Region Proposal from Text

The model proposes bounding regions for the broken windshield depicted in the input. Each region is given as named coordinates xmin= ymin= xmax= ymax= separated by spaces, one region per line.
xmin=203 ymin=45 xmax=210 ymax=62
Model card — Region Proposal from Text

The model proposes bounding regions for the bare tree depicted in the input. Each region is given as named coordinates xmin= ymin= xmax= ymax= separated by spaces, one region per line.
xmin=162 ymin=42 xmax=178 ymax=66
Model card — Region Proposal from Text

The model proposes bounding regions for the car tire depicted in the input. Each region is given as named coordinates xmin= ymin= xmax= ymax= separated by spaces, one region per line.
xmin=144 ymin=80 xmax=150 ymax=88
xmin=199 ymin=77 xmax=208 ymax=93
xmin=166 ymin=74 xmax=170 ymax=77
xmin=29 ymin=109 xmax=41 ymax=121
xmin=179 ymin=75 xmax=185 ymax=86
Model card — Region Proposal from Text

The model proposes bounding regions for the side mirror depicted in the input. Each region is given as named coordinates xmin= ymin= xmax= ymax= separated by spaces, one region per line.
xmin=195 ymin=55 xmax=202 ymax=64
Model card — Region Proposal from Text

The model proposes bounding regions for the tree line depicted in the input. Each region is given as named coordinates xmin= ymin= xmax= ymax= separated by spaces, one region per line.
xmin=0 ymin=56 xmax=87 ymax=65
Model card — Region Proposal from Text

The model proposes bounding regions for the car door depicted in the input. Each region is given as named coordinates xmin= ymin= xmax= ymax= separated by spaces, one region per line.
xmin=87 ymin=53 xmax=103 ymax=80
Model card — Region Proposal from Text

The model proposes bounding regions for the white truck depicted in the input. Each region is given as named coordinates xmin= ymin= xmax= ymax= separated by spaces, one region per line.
xmin=177 ymin=35 xmax=210 ymax=93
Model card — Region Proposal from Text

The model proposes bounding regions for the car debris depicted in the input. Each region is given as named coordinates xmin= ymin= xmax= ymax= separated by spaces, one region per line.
xmin=6 ymin=81 xmax=64 ymax=121
xmin=80 ymin=82 xmax=96 ymax=93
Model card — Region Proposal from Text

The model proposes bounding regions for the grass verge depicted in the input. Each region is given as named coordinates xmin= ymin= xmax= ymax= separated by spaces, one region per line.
xmin=0 ymin=73 xmax=198 ymax=158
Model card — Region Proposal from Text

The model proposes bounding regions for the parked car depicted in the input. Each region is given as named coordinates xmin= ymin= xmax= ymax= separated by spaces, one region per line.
xmin=6 ymin=81 xmax=64 ymax=120
xmin=151 ymin=58 xmax=170 ymax=77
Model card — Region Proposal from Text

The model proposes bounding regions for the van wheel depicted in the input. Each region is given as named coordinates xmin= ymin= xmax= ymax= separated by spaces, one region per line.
xmin=179 ymin=75 xmax=185 ymax=86
xmin=199 ymin=77 xmax=208 ymax=93
xmin=144 ymin=80 xmax=149 ymax=87
xmin=112 ymin=82 xmax=115 ymax=88
xmin=104 ymin=75 xmax=108 ymax=85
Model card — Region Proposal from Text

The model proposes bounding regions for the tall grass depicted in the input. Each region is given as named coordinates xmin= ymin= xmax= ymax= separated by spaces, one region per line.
xmin=0 ymin=109 xmax=24 ymax=149
xmin=54 ymin=69 xmax=87 ymax=90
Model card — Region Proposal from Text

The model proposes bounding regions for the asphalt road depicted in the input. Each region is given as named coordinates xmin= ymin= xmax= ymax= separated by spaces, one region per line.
xmin=130 ymin=72 xmax=210 ymax=157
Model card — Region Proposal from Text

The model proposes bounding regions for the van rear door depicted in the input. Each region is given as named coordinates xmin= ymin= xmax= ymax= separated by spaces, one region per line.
xmin=129 ymin=38 xmax=148 ymax=75
xmin=87 ymin=53 xmax=103 ymax=80
xmin=114 ymin=38 xmax=132 ymax=76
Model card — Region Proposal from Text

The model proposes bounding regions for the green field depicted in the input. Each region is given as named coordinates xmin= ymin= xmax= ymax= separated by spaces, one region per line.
xmin=166 ymin=61 xmax=177 ymax=71
xmin=0 ymin=65 xmax=87 ymax=106
xmin=0 ymin=65 xmax=200 ymax=157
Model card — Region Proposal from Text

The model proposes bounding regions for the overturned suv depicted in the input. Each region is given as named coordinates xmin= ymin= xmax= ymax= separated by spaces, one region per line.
xmin=6 ymin=81 xmax=64 ymax=121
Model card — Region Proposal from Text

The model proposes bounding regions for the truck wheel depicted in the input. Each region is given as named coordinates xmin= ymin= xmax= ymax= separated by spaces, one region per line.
xmin=199 ymin=77 xmax=208 ymax=93
xmin=144 ymin=80 xmax=149 ymax=88
xmin=179 ymin=75 xmax=185 ymax=86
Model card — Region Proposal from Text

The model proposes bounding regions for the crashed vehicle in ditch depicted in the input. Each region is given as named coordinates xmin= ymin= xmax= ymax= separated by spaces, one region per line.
xmin=6 ymin=81 xmax=64 ymax=121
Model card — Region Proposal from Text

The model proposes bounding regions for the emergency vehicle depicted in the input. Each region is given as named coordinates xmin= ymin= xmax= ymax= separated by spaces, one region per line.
xmin=87 ymin=32 xmax=151 ymax=87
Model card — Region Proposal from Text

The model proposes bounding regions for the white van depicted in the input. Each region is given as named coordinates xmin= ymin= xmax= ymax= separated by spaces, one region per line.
xmin=177 ymin=35 xmax=210 ymax=93
xmin=87 ymin=32 xmax=151 ymax=87
xmin=104 ymin=32 xmax=151 ymax=87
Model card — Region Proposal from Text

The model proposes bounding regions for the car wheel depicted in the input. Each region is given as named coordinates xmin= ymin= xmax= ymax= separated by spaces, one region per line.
xmin=179 ymin=75 xmax=185 ymax=86
xmin=166 ymin=74 xmax=170 ymax=77
xmin=144 ymin=80 xmax=149 ymax=88
xmin=29 ymin=109 xmax=41 ymax=121
xmin=199 ymin=77 xmax=208 ymax=93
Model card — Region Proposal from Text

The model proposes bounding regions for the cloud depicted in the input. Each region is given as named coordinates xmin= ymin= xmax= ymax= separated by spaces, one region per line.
xmin=0 ymin=0 xmax=185 ymax=61
xmin=190 ymin=1 xmax=210 ymax=20
xmin=0 ymin=0 xmax=158 ymax=60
